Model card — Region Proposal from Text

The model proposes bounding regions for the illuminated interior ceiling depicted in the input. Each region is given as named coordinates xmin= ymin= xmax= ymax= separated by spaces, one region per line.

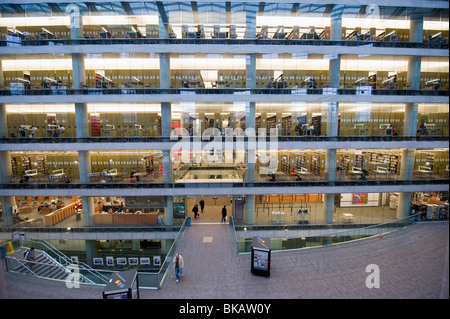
xmin=1 ymin=55 xmax=448 ymax=73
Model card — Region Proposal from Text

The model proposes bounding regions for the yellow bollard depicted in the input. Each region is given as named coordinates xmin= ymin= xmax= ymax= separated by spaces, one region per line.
xmin=6 ymin=242 xmax=15 ymax=254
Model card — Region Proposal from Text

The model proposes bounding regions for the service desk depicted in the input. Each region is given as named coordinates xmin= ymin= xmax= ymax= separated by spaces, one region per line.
xmin=94 ymin=211 xmax=160 ymax=225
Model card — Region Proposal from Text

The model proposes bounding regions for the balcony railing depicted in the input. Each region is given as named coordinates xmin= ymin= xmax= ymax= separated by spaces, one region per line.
xmin=1 ymin=135 xmax=448 ymax=144
xmin=1 ymin=87 xmax=448 ymax=97
xmin=1 ymin=38 xmax=448 ymax=50
xmin=0 ymin=178 xmax=447 ymax=190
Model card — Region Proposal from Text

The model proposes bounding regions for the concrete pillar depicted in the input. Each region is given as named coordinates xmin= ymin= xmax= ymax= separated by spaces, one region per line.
xmin=163 ymin=150 xmax=173 ymax=183
xmin=159 ymin=53 xmax=170 ymax=89
xmin=78 ymin=150 xmax=91 ymax=183
xmin=397 ymin=193 xmax=412 ymax=220
xmin=82 ymin=197 xmax=95 ymax=226
xmin=68 ymin=3 xmax=83 ymax=39
xmin=400 ymin=149 xmax=415 ymax=181
xmin=326 ymin=102 xmax=339 ymax=137
xmin=397 ymin=149 xmax=415 ymax=219
xmin=246 ymin=54 xmax=256 ymax=89
xmin=246 ymin=102 xmax=256 ymax=182
xmin=323 ymin=193 xmax=334 ymax=224
xmin=161 ymin=102 xmax=172 ymax=137
xmin=0 ymin=61 xmax=4 ymax=93
xmin=330 ymin=5 xmax=344 ymax=41
xmin=410 ymin=15 xmax=423 ymax=43
xmin=329 ymin=56 xmax=341 ymax=89
xmin=71 ymin=54 xmax=85 ymax=89
xmin=0 ymin=103 xmax=7 ymax=138
xmin=84 ymin=240 xmax=97 ymax=266
xmin=245 ymin=195 xmax=255 ymax=225
xmin=326 ymin=149 xmax=337 ymax=181
xmin=75 ymin=103 xmax=89 ymax=137
xmin=165 ymin=196 xmax=173 ymax=226
xmin=1 ymin=196 xmax=16 ymax=227
xmin=404 ymin=103 xmax=419 ymax=136
xmin=245 ymin=6 xmax=257 ymax=39
xmin=0 ymin=151 xmax=11 ymax=184
xmin=407 ymin=56 xmax=421 ymax=90
xmin=407 ymin=18 xmax=422 ymax=90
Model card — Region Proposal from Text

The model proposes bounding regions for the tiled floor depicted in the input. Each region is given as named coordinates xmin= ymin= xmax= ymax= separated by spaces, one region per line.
xmin=1 ymin=221 xmax=448 ymax=300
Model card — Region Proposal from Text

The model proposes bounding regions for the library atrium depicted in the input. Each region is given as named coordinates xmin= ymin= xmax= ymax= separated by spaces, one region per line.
xmin=0 ymin=0 xmax=448 ymax=290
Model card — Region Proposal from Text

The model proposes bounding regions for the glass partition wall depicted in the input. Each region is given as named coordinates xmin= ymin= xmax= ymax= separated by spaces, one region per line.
xmin=1 ymin=2 xmax=447 ymax=42
xmin=3 ymin=191 xmax=447 ymax=229
xmin=6 ymin=148 xmax=448 ymax=184
xmin=1 ymin=53 xmax=448 ymax=91
xmin=4 ymin=102 xmax=448 ymax=138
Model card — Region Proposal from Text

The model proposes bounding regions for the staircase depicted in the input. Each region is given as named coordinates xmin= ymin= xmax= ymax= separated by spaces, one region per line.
xmin=6 ymin=241 xmax=109 ymax=286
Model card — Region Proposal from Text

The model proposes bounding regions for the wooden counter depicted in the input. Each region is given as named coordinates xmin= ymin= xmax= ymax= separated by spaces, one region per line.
xmin=94 ymin=211 xmax=160 ymax=225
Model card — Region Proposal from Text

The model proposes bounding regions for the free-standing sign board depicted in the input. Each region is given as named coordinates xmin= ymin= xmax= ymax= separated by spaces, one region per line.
xmin=251 ymin=236 xmax=271 ymax=277
xmin=102 ymin=270 xmax=139 ymax=299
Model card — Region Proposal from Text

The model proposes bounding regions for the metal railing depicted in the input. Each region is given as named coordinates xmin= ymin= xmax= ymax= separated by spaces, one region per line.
xmin=1 ymin=87 xmax=448 ymax=97
xmin=0 ymin=135 xmax=448 ymax=144
xmin=0 ymin=178 xmax=447 ymax=191
xmin=2 ymin=218 xmax=189 ymax=289
xmin=1 ymin=38 xmax=448 ymax=50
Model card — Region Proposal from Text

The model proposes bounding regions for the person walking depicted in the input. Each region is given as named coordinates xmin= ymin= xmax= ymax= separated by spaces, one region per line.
xmin=174 ymin=253 xmax=184 ymax=283
xmin=192 ymin=204 xmax=199 ymax=218
xmin=221 ymin=205 xmax=227 ymax=222
xmin=199 ymin=199 xmax=205 ymax=213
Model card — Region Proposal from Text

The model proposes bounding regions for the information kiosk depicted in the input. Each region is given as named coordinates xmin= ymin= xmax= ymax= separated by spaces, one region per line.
xmin=251 ymin=236 xmax=271 ymax=277
xmin=102 ymin=270 xmax=139 ymax=299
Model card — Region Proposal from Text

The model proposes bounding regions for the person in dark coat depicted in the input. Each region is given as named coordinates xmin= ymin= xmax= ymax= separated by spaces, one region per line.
xmin=192 ymin=204 xmax=199 ymax=218
xmin=199 ymin=199 xmax=205 ymax=213
xmin=221 ymin=205 xmax=227 ymax=222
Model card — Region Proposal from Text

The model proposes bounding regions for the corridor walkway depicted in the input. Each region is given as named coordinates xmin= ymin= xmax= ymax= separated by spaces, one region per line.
xmin=1 ymin=221 xmax=448 ymax=299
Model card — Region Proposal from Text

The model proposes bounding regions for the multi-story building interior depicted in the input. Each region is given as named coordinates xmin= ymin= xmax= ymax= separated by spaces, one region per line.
xmin=0 ymin=0 xmax=448 ymax=289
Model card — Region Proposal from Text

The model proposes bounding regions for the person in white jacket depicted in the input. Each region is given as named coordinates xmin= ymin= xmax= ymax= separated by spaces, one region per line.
xmin=174 ymin=253 xmax=184 ymax=282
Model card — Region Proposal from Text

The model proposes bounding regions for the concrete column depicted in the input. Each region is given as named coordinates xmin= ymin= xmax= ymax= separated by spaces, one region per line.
xmin=81 ymin=197 xmax=95 ymax=227
xmin=326 ymin=102 xmax=339 ymax=137
xmin=397 ymin=149 xmax=415 ymax=219
xmin=78 ymin=150 xmax=91 ymax=183
xmin=84 ymin=240 xmax=97 ymax=266
xmin=0 ymin=151 xmax=11 ymax=183
xmin=407 ymin=56 xmax=421 ymax=90
xmin=0 ymin=61 xmax=4 ymax=91
xmin=330 ymin=5 xmax=344 ymax=41
xmin=326 ymin=149 xmax=337 ymax=181
xmin=397 ymin=193 xmax=412 ymax=220
xmin=71 ymin=54 xmax=85 ymax=89
xmin=75 ymin=103 xmax=89 ymax=137
xmin=1 ymin=196 xmax=16 ymax=226
xmin=0 ymin=103 xmax=7 ymax=138
xmin=158 ymin=13 xmax=169 ymax=38
xmin=246 ymin=54 xmax=256 ymax=89
xmin=404 ymin=103 xmax=419 ymax=136
xmin=161 ymin=102 xmax=172 ymax=137
xmin=160 ymin=53 xmax=170 ymax=89
xmin=0 ymin=103 xmax=15 ymax=227
xmin=165 ymin=196 xmax=173 ymax=226
xmin=400 ymin=149 xmax=415 ymax=181
xmin=163 ymin=150 xmax=172 ymax=183
xmin=329 ymin=56 xmax=341 ymax=89
xmin=245 ymin=195 xmax=255 ymax=225
xmin=68 ymin=3 xmax=83 ymax=39
xmin=323 ymin=193 xmax=334 ymax=224
xmin=246 ymin=102 xmax=256 ymax=182
xmin=245 ymin=7 xmax=256 ymax=39
xmin=410 ymin=15 xmax=423 ymax=43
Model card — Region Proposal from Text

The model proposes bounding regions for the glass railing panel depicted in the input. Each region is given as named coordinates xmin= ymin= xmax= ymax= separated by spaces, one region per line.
xmin=233 ymin=213 xmax=421 ymax=254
